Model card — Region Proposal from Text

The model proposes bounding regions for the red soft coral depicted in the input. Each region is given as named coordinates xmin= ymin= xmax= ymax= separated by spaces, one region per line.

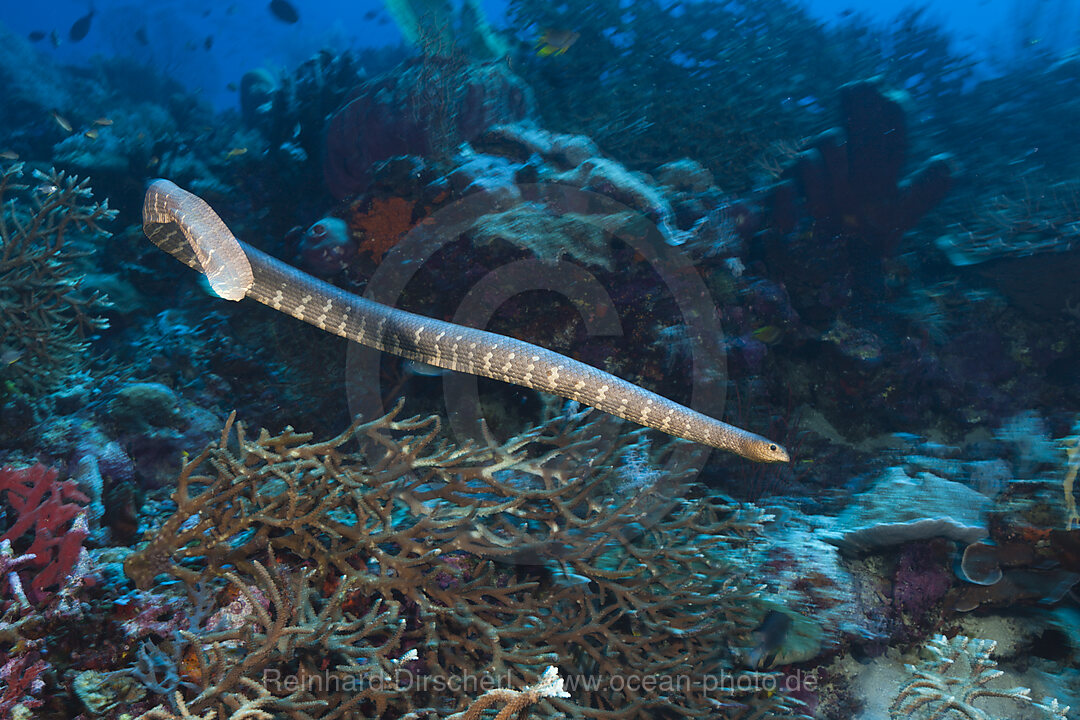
xmin=0 ymin=464 xmax=89 ymax=602
xmin=0 ymin=642 xmax=47 ymax=715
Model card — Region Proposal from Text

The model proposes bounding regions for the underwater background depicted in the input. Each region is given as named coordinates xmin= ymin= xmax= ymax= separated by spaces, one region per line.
xmin=1 ymin=0 xmax=1080 ymax=718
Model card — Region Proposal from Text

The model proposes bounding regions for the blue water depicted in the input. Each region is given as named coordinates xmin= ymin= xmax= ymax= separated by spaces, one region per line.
xmin=2 ymin=0 xmax=1074 ymax=110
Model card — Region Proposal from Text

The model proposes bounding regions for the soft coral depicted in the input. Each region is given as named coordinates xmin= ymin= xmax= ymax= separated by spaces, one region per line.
xmin=0 ymin=463 xmax=89 ymax=602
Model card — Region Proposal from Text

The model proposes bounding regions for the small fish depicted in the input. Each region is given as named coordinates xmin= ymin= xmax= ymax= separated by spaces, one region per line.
xmin=404 ymin=360 xmax=448 ymax=378
xmin=536 ymin=29 xmax=580 ymax=57
xmin=147 ymin=156 xmax=160 ymax=168
xmin=69 ymin=8 xmax=95 ymax=43
xmin=50 ymin=30 xmax=61 ymax=48
xmin=0 ymin=349 xmax=24 ymax=365
xmin=84 ymin=129 xmax=99 ymax=140
xmin=751 ymin=325 xmax=783 ymax=344
xmin=0 ymin=150 xmax=19 ymax=161
xmin=747 ymin=610 xmax=792 ymax=669
xmin=363 ymin=9 xmax=378 ymax=20
xmin=547 ymin=560 xmax=592 ymax=587
xmin=93 ymin=117 xmax=113 ymax=126
xmin=226 ymin=82 xmax=238 ymax=92
xmin=50 ymin=110 xmax=73 ymax=133
xmin=135 ymin=26 xmax=149 ymax=46
xmin=268 ymin=0 xmax=299 ymax=24
xmin=224 ymin=147 xmax=248 ymax=158
xmin=204 ymin=35 xmax=214 ymax=50
xmin=28 ymin=31 xmax=47 ymax=42
xmin=201 ymin=8 xmax=211 ymax=17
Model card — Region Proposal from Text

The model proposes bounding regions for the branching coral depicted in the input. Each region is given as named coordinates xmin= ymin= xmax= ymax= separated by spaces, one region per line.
xmin=0 ymin=162 xmax=114 ymax=393
xmin=124 ymin=403 xmax=807 ymax=720
xmin=0 ymin=463 xmax=90 ymax=602
xmin=890 ymin=634 xmax=1068 ymax=720
xmin=0 ymin=463 xmax=95 ymax=716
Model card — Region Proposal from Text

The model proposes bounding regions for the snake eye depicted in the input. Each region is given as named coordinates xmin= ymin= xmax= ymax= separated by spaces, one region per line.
xmin=769 ymin=444 xmax=777 ymax=451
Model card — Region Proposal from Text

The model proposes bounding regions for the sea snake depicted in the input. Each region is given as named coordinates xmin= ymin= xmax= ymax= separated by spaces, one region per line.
xmin=142 ymin=179 xmax=789 ymax=463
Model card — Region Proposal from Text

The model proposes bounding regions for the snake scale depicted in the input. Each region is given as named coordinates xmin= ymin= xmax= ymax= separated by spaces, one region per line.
xmin=142 ymin=179 xmax=789 ymax=463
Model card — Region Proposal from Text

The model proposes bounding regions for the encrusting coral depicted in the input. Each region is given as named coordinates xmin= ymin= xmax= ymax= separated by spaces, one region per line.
xmin=124 ymin=402 xmax=808 ymax=720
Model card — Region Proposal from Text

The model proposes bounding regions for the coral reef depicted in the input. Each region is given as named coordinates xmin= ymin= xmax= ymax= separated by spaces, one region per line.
xmin=507 ymin=1 xmax=969 ymax=192
xmin=3 ymin=1 xmax=1080 ymax=717
xmin=241 ymin=50 xmax=363 ymax=174
xmin=0 ymin=462 xmax=97 ymax=718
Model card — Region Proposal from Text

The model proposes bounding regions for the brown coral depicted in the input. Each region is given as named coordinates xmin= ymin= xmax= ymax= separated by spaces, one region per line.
xmin=125 ymin=403 xmax=809 ymax=720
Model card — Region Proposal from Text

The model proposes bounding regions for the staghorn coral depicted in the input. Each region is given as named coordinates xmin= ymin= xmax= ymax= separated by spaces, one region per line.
xmin=124 ymin=403 xmax=807 ymax=720
xmin=890 ymin=634 xmax=1068 ymax=720
xmin=0 ymin=162 xmax=114 ymax=394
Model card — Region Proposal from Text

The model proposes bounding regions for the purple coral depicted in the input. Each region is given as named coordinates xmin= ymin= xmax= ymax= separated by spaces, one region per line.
xmin=892 ymin=541 xmax=952 ymax=620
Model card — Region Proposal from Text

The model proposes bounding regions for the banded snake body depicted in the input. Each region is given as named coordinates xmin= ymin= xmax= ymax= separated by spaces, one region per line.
xmin=142 ymin=179 xmax=789 ymax=463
